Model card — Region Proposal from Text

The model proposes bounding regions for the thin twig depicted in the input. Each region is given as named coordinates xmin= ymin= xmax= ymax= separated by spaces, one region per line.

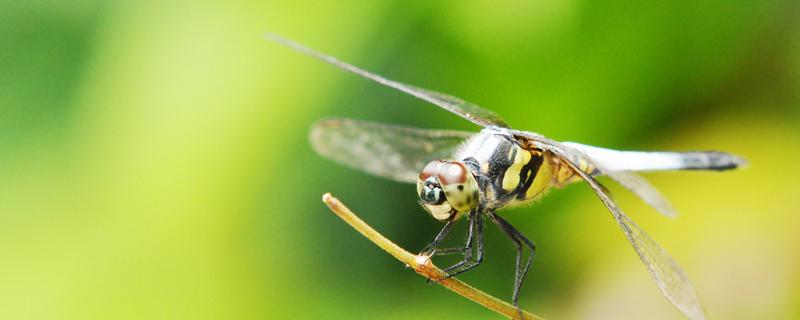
xmin=322 ymin=193 xmax=545 ymax=320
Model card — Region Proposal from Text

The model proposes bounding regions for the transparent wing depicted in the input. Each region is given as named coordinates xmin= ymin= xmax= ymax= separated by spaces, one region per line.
xmin=561 ymin=141 xmax=748 ymax=218
xmin=540 ymin=137 xmax=677 ymax=218
xmin=516 ymin=132 xmax=706 ymax=320
xmin=268 ymin=34 xmax=509 ymax=128
xmin=603 ymin=170 xmax=677 ymax=218
xmin=564 ymin=160 xmax=705 ymax=320
xmin=310 ymin=118 xmax=474 ymax=183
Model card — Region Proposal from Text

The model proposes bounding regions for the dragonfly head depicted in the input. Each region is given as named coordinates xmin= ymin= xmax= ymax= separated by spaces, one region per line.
xmin=416 ymin=160 xmax=480 ymax=221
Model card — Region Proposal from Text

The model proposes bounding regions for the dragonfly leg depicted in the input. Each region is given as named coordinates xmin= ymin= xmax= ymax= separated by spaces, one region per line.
xmin=427 ymin=246 xmax=470 ymax=256
xmin=492 ymin=213 xmax=535 ymax=319
xmin=437 ymin=212 xmax=475 ymax=270
xmin=438 ymin=210 xmax=484 ymax=279
xmin=427 ymin=210 xmax=476 ymax=257
xmin=419 ymin=218 xmax=457 ymax=257
xmin=424 ymin=210 xmax=477 ymax=283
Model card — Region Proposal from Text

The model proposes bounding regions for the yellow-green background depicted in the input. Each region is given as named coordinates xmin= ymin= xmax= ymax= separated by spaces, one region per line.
xmin=1 ymin=1 xmax=798 ymax=319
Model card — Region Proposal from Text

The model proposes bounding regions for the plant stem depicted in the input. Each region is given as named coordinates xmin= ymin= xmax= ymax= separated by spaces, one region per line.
xmin=322 ymin=193 xmax=545 ymax=320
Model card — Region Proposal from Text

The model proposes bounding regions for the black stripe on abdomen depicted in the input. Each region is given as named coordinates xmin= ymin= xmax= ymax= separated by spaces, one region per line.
xmin=515 ymin=153 xmax=543 ymax=200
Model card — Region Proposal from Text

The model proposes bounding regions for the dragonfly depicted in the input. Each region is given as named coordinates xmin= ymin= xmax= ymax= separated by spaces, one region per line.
xmin=269 ymin=34 xmax=745 ymax=320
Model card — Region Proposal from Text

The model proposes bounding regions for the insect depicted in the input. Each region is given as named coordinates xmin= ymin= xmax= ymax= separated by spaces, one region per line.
xmin=269 ymin=34 xmax=745 ymax=320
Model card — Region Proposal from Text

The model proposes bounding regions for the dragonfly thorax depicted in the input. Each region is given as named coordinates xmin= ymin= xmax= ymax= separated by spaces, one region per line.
xmin=416 ymin=160 xmax=480 ymax=221
xmin=455 ymin=130 xmax=553 ymax=210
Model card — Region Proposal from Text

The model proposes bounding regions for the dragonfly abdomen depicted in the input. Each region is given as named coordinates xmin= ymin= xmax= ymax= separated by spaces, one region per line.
xmin=551 ymin=152 xmax=600 ymax=186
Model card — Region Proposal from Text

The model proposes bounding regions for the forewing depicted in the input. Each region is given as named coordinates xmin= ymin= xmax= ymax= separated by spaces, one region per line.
xmin=310 ymin=118 xmax=473 ymax=183
xmin=520 ymin=133 xmax=705 ymax=320
xmin=268 ymin=34 xmax=509 ymax=128
xmin=410 ymin=86 xmax=509 ymax=128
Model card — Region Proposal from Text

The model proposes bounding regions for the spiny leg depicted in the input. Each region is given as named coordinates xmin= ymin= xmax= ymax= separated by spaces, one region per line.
xmin=427 ymin=246 xmax=470 ymax=256
xmin=492 ymin=213 xmax=535 ymax=319
xmin=492 ymin=214 xmax=523 ymax=306
xmin=438 ymin=211 xmax=477 ymax=273
xmin=425 ymin=210 xmax=478 ymax=283
xmin=419 ymin=218 xmax=457 ymax=256
xmin=440 ymin=210 xmax=484 ymax=279
xmin=503 ymin=216 xmax=535 ymax=296
xmin=427 ymin=210 xmax=476 ymax=257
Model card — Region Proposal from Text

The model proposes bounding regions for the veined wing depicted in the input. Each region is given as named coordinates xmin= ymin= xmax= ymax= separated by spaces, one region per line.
xmin=562 ymin=142 xmax=746 ymax=218
xmin=516 ymin=132 xmax=706 ymax=320
xmin=564 ymin=159 xmax=705 ymax=320
xmin=268 ymin=33 xmax=509 ymax=128
xmin=310 ymin=118 xmax=473 ymax=183
xmin=509 ymin=130 xmax=676 ymax=217
xmin=603 ymin=170 xmax=677 ymax=218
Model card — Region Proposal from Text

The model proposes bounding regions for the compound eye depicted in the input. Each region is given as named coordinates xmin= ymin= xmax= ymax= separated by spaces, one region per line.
xmin=437 ymin=162 xmax=469 ymax=185
xmin=420 ymin=179 xmax=446 ymax=205
xmin=420 ymin=160 xmax=443 ymax=181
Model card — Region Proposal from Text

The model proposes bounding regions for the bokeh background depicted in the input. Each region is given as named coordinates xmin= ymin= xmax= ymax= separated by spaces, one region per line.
xmin=2 ymin=1 xmax=799 ymax=319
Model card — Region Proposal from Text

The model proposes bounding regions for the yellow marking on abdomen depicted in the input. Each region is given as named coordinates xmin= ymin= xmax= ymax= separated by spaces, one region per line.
xmin=502 ymin=145 xmax=531 ymax=192
xmin=526 ymin=153 xmax=553 ymax=199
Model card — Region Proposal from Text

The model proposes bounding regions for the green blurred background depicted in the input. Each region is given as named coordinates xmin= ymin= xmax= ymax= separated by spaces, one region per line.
xmin=1 ymin=1 xmax=799 ymax=319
